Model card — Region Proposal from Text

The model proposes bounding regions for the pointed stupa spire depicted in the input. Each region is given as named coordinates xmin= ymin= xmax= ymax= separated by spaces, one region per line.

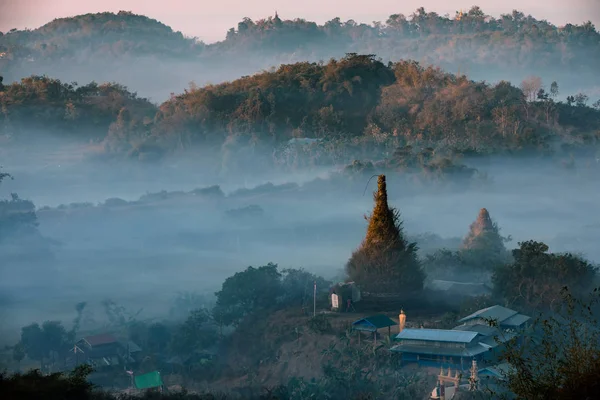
xmin=273 ymin=10 xmax=282 ymax=26
xmin=475 ymin=208 xmax=494 ymax=231
xmin=364 ymin=175 xmax=397 ymax=246
xmin=461 ymin=207 xmax=506 ymax=253
xmin=462 ymin=208 xmax=494 ymax=247
xmin=345 ymin=174 xmax=425 ymax=293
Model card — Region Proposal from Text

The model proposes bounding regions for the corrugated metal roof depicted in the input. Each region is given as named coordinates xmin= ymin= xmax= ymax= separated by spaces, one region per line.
xmin=479 ymin=363 xmax=513 ymax=380
xmin=480 ymin=331 xmax=516 ymax=347
xmin=458 ymin=305 xmax=518 ymax=324
xmin=353 ymin=314 xmax=397 ymax=331
xmin=390 ymin=343 xmax=489 ymax=358
xmin=395 ymin=328 xmax=478 ymax=343
xmin=453 ymin=324 xmax=498 ymax=337
xmin=82 ymin=333 xmax=118 ymax=347
xmin=119 ymin=340 xmax=142 ymax=353
xmin=501 ymin=313 xmax=531 ymax=327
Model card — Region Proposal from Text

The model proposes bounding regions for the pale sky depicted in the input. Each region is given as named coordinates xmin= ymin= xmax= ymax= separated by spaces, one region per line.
xmin=1 ymin=0 xmax=599 ymax=43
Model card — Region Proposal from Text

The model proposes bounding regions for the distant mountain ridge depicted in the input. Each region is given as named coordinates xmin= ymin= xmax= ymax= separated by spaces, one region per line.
xmin=0 ymin=6 xmax=599 ymax=100
xmin=0 ymin=11 xmax=200 ymax=59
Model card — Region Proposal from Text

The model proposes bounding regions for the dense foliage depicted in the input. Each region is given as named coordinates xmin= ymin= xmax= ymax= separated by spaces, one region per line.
xmin=0 ymin=76 xmax=156 ymax=142
xmin=495 ymin=287 xmax=600 ymax=400
xmin=143 ymin=56 xmax=600 ymax=157
xmin=0 ymin=11 xmax=200 ymax=60
xmin=213 ymin=264 xmax=330 ymax=326
xmin=492 ymin=241 xmax=598 ymax=311
xmin=2 ymin=54 xmax=599 ymax=167
xmin=1 ymin=6 xmax=599 ymax=87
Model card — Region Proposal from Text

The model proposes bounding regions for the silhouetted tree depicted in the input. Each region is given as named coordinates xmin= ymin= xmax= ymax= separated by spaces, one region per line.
xmin=213 ymin=263 xmax=283 ymax=326
xmin=170 ymin=309 xmax=217 ymax=356
xmin=549 ymin=81 xmax=559 ymax=99
xmin=492 ymin=241 xmax=598 ymax=311
xmin=11 ymin=343 xmax=25 ymax=371
xmin=574 ymin=92 xmax=589 ymax=107
xmin=520 ymin=76 xmax=542 ymax=102
xmin=495 ymin=287 xmax=600 ymax=399
xmin=147 ymin=322 xmax=171 ymax=353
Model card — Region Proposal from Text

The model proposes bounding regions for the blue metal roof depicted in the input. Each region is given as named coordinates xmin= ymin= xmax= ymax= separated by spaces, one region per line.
xmin=453 ymin=324 xmax=499 ymax=337
xmin=390 ymin=343 xmax=489 ymax=358
xmin=352 ymin=315 xmax=397 ymax=332
xmin=395 ymin=328 xmax=478 ymax=343
xmin=478 ymin=363 xmax=513 ymax=380
xmin=501 ymin=313 xmax=531 ymax=327
xmin=458 ymin=305 xmax=518 ymax=324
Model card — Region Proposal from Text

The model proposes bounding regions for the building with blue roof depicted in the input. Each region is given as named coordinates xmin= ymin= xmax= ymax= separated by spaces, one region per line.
xmin=457 ymin=305 xmax=530 ymax=330
xmin=390 ymin=305 xmax=528 ymax=370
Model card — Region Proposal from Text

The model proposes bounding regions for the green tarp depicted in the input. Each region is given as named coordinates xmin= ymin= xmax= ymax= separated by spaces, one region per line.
xmin=134 ymin=371 xmax=163 ymax=390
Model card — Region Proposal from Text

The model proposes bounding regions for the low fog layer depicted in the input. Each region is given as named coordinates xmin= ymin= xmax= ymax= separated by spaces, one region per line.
xmin=1 ymin=141 xmax=599 ymax=345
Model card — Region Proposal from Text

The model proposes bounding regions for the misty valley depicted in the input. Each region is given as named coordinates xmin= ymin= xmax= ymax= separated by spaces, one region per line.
xmin=1 ymin=4 xmax=600 ymax=400
xmin=2 ymin=154 xmax=600 ymax=339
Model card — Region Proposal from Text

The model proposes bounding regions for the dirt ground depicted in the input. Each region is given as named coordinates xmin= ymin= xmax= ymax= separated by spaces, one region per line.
xmin=200 ymin=307 xmax=447 ymax=391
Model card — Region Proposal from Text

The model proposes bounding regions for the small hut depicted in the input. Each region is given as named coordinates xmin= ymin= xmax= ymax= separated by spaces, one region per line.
xmin=352 ymin=314 xmax=397 ymax=343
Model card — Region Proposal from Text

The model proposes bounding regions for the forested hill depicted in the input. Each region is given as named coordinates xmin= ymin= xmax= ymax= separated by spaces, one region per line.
xmin=0 ymin=7 xmax=599 ymax=100
xmin=2 ymin=55 xmax=599 ymax=168
xmin=0 ymin=11 xmax=200 ymax=59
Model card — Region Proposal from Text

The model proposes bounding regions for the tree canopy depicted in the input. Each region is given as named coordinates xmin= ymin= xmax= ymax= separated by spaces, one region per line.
xmin=2 ymin=57 xmax=599 ymax=168
xmin=213 ymin=264 xmax=331 ymax=326
xmin=213 ymin=263 xmax=283 ymax=326
xmin=496 ymin=287 xmax=600 ymax=400
xmin=492 ymin=241 xmax=598 ymax=311
xmin=1 ymin=7 xmax=598 ymax=86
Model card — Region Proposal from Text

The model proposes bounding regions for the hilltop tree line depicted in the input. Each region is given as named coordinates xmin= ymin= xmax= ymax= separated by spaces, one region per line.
xmin=0 ymin=6 xmax=598 ymax=80
xmin=1 ymin=54 xmax=600 ymax=167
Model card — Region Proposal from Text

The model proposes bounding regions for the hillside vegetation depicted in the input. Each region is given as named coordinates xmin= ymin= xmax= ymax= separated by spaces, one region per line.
xmin=1 ymin=54 xmax=599 ymax=169
xmin=0 ymin=7 xmax=599 ymax=99
xmin=0 ymin=11 xmax=200 ymax=60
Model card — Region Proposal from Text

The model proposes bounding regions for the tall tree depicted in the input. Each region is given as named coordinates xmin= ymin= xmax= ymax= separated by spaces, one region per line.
xmin=520 ymin=76 xmax=543 ymax=102
xmin=213 ymin=263 xmax=283 ymax=326
xmin=12 ymin=342 xmax=25 ymax=371
xmin=20 ymin=324 xmax=46 ymax=369
xmin=492 ymin=241 xmax=597 ymax=311
xmin=549 ymin=81 xmax=559 ymax=99
xmin=170 ymin=309 xmax=216 ymax=356
xmin=574 ymin=92 xmax=589 ymax=107
xmin=346 ymin=175 xmax=424 ymax=293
